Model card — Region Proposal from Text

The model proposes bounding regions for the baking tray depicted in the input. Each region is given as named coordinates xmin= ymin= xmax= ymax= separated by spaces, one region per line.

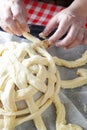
xmin=0 ymin=25 xmax=87 ymax=130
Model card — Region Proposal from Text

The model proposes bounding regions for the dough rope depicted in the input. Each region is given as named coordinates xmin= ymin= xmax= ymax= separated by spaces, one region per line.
xmin=0 ymin=33 xmax=86 ymax=130
xmin=53 ymin=50 xmax=87 ymax=68
xmin=61 ymin=69 xmax=87 ymax=89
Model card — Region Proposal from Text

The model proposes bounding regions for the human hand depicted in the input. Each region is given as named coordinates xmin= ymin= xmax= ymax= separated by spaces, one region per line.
xmin=0 ymin=0 xmax=29 ymax=35
xmin=40 ymin=7 xmax=87 ymax=48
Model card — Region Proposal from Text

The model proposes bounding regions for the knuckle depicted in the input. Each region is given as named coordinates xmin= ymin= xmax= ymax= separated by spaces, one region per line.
xmin=66 ymin=15 xmax=72 ymax=22
xmin=64 ymin=14 xmax=73 ymax=23
xmin=68 ymin=34 xmax=73 ymax=40
xmin=49 ymin=37 xmax=56 ymax=43
xmin=4 ymin=16 xmax=11 ymax=22
xmin=65 ymin=14 xmax=77 ymax=24
xmin=13 ymin=11 xmax=21 ymax=18
xmin=83 ymin=34 xmax=87 ymax=44
xmin=2 ymin=25 xmax=8 ymax=31
xmin=57 ymin=28 xmax=64 ymax=35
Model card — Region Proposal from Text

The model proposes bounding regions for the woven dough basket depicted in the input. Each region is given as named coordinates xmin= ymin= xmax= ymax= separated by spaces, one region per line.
xmin=0 ymin=41 xmax=61 ymax=130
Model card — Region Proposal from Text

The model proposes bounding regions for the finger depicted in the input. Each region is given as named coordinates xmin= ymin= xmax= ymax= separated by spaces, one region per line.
xmin=5 ymin=15 xmax=23 ymax=35
xmin=16 ymin=15 xmax=29 ymax=32
xmin=56 ymin=23 xmax=80 ymax=47
xmin=5 ymin=20 xmax=22 ymax=35
xmin=0 ymin=20 xmax=19 ymax=35
xmin=83 ymin=31 xmax=87 ymax=45
xmin=40 ymin=15 xmax=58 ymax=37
xmin=48 ymin=18 xmax=71 ymax=43
xmin=21 ymin=1 xmax=28 ymax=20
xmin=1 ymin=25 xmax=14 ymax=34
xmin=0 ymin=11 xmax=22 ymax=35
xmin=8 ymin=22 xmax=22 ymax=35
xmin=65 ymin=40 xmax=80 ymax=49
xmin=66 ymin=27 xmax=86 ymax=48
xmin=77 ymin=28 xmax=85 ymax=44
xmin=11 ymin=0 xmax=23 ymax=17
xmin=11 ymin=1 xmax=29 ymax=32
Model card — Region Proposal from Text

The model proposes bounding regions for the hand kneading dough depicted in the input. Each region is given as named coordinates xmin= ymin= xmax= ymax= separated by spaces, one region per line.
xmin=0 ymin=33 xmax=85 ymax=130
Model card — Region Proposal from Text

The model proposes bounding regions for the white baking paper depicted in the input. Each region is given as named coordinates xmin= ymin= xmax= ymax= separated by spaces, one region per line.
xmin=0 ymin=31 xmax=87 ymax=130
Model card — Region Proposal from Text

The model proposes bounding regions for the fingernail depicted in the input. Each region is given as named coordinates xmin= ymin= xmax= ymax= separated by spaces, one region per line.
xmin=23 ymin=25 xmax=30 ymax=33
xmin=64 ymin=47 xmax=68 ymax=50
xmin=26 ymin=26 xmax=30 ymax=33
xmin=55 ymin=42 xmax=63 ymax=48
xmin=28 ymin=28 xmax=30 ymax=33
xmin=39 ymin=32 xmax=46 ymax=39
xmin=16 ymin=33 xmax=22 ymax=36
xmin=21 ymin=24 xmax=30 ymax=32
xmin=55 ymin=44 xmax=59 ymax=47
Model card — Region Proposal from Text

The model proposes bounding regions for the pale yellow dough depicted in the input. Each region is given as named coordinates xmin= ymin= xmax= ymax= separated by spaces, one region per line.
xmin=0 ymin=33 xmax=85 ymax=130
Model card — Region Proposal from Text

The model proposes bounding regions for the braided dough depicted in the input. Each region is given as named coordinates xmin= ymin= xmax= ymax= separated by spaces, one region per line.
xmin=0 ymin=33 xmax=86 ymax=130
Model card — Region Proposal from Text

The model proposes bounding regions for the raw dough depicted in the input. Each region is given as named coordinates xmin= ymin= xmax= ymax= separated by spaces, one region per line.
xmin=0 ymin=33 xmax=84 ymax=130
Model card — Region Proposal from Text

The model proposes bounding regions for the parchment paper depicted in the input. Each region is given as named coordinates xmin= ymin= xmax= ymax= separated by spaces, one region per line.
xmin=0 ymin=31 xmax=87 ymax=130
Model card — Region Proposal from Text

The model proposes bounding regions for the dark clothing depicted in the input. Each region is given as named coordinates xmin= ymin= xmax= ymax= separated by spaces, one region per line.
xmin=57 ymin=0 xmax=74 ymax=7
xmin=39 ymin=0 xmax=74 ymax=7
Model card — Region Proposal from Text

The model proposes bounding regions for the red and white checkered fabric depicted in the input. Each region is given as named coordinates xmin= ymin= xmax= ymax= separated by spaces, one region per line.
xmin=24 ymin=0 xmax=64 ymax=26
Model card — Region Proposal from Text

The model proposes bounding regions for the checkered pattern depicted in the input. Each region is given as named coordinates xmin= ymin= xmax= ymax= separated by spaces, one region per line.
xmin=24 ymin=0 xmax=64 ymax=26
xmin=24 ymin=0 xmax=87 ymax=28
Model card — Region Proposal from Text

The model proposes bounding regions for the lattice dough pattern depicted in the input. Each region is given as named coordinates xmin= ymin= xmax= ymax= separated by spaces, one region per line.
xmin=0 ymin=40 xmax=84 ymax=130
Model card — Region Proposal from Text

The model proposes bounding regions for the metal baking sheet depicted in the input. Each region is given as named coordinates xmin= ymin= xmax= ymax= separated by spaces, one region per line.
xmin=0 ymin=25 xmax=87 ymax=130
